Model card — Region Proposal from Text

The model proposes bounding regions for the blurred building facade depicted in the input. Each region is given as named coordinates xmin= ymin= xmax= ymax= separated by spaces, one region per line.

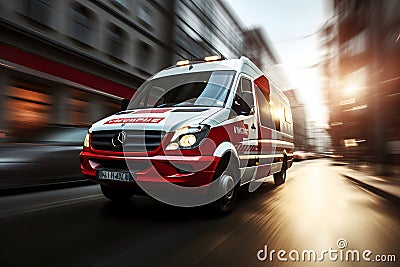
xmin=243 ymin=27 xmax=290 ymax=91
xmin=244 ymin=28 xmax=304 ymax=151
xmin=284 ymin=89 xmax=307 ymax=150
xmin=306 ymin=121 xmax=331 ymax=153
xmin=323 ymin=0 xmax=400 ymax=165
xmin=0 ymin=0 xmax=290 ymax=143
xmin=174 ymin=0 xmax=243 ymax=60
xmin=0 ymin=0 xmax=176 ymax=140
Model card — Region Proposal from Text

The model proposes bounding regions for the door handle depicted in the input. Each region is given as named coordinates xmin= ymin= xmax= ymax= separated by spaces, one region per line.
xmin=251 ymin=124 xmax=256 ymax=130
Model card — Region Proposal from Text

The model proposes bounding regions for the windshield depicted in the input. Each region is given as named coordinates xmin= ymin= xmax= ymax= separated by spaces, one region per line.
xmin=128 ymin=70 xmax=236 ymax=109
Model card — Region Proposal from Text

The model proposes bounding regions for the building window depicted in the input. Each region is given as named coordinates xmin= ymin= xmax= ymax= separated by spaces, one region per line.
xmin=107 ymin=25 xmax=125 ymax=61
xmin=26 ymin=0 xmax=52 ymax=26
xmin=68 ymin=89 xmax=90 ymax=125
xmin=137 ymin=5 xmax=153 ymax=28
xmin=71 ymin=6 xmax=92 ymax=46
xmin=137 ymin=40 xmax=153 ymax=73
xmin=67 ymin=88 xmax=120 ymax=124
xmin=5 ymin=83 xmax=52 ymax=140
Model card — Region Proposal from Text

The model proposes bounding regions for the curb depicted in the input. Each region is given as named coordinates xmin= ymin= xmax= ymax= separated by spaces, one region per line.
xmin=342 ymin=174 xmax=400 ymax=204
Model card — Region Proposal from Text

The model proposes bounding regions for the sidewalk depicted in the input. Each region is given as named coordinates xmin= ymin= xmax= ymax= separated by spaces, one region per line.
xmin=339 ymin=161 xmax=400 ymax=202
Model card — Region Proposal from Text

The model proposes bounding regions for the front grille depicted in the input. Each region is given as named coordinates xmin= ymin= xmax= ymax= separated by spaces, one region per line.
xmin=96 ymin=159 xmax=151 ymax=172
xmin=91 ymin=130 xmax=165 ymax=152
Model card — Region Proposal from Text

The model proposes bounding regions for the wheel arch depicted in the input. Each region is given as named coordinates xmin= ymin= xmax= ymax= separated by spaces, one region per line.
xmin=213 ymin=142 xmax=240 ymax=184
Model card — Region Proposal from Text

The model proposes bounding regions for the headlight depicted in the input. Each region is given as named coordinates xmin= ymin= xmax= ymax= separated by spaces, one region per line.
xmin=179 ymin=134 xmax=197 ymax=147
xmin=83 ymin=133 xmax=90 ymax=147
xmin=166 ymin=125 xmax=209 ymax=150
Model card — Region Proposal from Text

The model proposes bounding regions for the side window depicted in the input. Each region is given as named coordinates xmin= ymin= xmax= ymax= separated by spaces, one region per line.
xmin=241 ymin=78 xmax=252 ymax=93
xmin=271 ymin=102 xmax=281 ymax=131
xmin=255 ymin=86 xmax=274 ymax=129
xmin=231 ymin=77 xmax=253 ymax=116
xmin=241 ymin=78 xmax=254 ymax=108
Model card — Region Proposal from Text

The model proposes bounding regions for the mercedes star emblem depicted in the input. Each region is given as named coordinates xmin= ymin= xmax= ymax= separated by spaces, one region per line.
xmin=112 ymin=131 xmax=126 ymax=148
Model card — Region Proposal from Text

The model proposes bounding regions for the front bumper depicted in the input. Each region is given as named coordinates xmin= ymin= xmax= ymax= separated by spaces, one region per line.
xmin=79 ymin=151 xmax=220 ymax=188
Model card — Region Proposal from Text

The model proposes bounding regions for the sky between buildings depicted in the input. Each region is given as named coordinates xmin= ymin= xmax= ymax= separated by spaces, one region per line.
xmin=227 ymin=0 xmax=331 ymax=126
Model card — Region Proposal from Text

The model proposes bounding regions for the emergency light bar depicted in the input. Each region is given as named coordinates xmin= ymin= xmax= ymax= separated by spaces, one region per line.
xmin=176 ymin=60 xmax=190 ymax=66
xmin=176 ymin=55 xmax=224 ymax=66
xmin=204 ymin=55 xmax=223 ymax=61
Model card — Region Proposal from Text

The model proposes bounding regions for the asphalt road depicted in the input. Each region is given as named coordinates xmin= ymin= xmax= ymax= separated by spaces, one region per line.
xmin=0 ymin=159 xmax=399 ymax=267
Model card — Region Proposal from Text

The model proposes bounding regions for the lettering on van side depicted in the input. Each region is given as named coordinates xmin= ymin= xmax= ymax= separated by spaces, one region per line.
xmin=234 ymin=125 xmax=249 ymax=136
xmin=104 ymin=117 xmax=165 ymax=124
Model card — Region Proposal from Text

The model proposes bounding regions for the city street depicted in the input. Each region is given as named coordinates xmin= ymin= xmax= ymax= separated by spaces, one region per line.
xmin=1 ymin=1 xmax=399 ymax=266
xmin=0 ymin=159 xmax=398 ymax=267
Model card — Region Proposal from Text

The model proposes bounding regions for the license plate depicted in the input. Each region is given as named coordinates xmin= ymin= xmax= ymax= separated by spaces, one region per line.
xmin=96 ymin=169 xmax=133 ymax=182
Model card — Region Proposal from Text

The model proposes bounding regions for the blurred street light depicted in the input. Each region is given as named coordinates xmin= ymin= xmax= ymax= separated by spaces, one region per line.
xmin=345 ymin=85 xmax=357 ymax=95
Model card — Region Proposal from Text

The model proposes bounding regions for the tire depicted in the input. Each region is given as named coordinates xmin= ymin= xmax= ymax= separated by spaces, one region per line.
xmin=211 ymin=164 xmax=239 ymax=217
xmin=274 ymin=158 xmax=287 ymax=186
xmin=100 ymin=184 xmax=135 ymax=201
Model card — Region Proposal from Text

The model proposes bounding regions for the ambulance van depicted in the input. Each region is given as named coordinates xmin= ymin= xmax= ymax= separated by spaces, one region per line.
xmin=79 ymin=56 xmax=294 ymax=216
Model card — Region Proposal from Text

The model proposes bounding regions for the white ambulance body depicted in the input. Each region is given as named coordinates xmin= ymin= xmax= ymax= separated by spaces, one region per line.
xmin=80 ymin=56 xmax=294 ymax=216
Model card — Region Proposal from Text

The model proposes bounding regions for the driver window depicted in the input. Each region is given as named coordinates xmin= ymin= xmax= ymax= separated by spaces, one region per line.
xmin=232 ymin=77 xmax=253 ymax=116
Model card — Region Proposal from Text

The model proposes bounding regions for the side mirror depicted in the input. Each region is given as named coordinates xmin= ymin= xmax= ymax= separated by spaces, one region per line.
xmin=121 ymin=98 xmax=130 ymax=111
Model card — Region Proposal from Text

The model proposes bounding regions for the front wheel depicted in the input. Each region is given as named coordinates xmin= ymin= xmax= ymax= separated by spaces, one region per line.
xmin=211 ymin=165 xmax=239 ymax=217
xmin=100 ymin=184 xmax=135 ymax=201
